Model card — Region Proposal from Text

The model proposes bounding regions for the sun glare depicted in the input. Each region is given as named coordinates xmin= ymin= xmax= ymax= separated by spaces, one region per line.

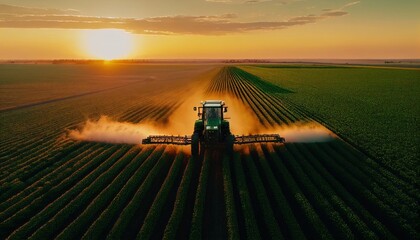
xmin=83 ymin=29 xmax=134 ymax=60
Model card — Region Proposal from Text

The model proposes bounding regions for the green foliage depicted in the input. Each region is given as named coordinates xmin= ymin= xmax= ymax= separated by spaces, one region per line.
xmin=242 ymin=147 xmax=285 ymax=240
xmin=253 ymin=145 xmax=305 ymax=239
xmin=162 ymin=155 xmax=197 ymax=240
xmin=3 ymin=144 xmax=123 ymax=239
xmin=242 ymin=65 xmax=420 ymax=183
xmin=232 ymin=152 xmax=261 ymax=240
xmin=137 ymin=152 xmax=184 ymax=240
xmin=189 ymin=152 xmax=211 ymax=240
xmin=222 ymin=154 xmax=240 ymax=240
xmin=80 ymin=147 xmax=158 ymax=239
xmin=55 ymin=147 xmax=143 ymax=240
xmin=106 ymin=147 xmax=172 ymax=239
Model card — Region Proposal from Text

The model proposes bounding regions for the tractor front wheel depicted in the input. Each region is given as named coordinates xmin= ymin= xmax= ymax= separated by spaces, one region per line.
xmin=191 ymin=133 xmax=200 ymax=157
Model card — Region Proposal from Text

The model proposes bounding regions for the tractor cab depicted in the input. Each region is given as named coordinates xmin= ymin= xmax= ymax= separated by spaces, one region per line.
xmin=194 ymin=100 xmax=227 ymax=127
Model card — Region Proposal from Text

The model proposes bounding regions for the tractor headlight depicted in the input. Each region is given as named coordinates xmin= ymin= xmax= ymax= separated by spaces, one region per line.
xmin=206 ymin=126 xmax=218 ymax=130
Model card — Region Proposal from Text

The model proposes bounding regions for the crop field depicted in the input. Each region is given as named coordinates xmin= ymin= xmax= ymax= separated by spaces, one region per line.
xmin=242 ymin=65 xmax=420 ymax=182
xmin=0 ymin=64 xmax=418 ymax=239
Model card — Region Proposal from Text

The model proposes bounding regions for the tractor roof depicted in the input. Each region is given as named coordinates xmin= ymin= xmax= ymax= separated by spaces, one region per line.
xmin=202 ymin=100 xmax=225 ymax=107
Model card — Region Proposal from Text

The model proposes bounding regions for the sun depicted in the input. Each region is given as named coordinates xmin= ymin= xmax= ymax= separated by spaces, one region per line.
xmin=83 ymin=29 xmax=134 ymax=60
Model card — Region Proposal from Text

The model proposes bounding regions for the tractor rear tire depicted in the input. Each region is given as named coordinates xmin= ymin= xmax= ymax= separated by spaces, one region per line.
xmin=191 ymin=133 xmax=200 ymax=157
xmin=226 ymin=134 xmax=234 ymax=155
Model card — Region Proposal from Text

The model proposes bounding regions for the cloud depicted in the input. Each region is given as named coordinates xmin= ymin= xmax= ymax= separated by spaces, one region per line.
xmin=0 ymin=4 xmax=79 ymax=15
xmin=343 ymin=1 xmax=360 ymax=8
xmin=206 ymin=0 xmax=233 ymax=2
xmin=321 ymin=11 xmax=348 ymax=17
xmin=0 ymin=3 xmax=353 ymax=35
xmin=205 ymin=0 xmax=272 ymax=3
xmin=319 ymin=1 xmax=359 ymax=17
xmin=205 ymin=0 xmax=301 ymax=4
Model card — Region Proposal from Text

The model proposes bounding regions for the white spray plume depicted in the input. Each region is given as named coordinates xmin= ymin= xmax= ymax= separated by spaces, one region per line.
xmin=68 ymin=116 xmax=161 ymax=144
xmin=204 ymin=93 xmax=335 ymax=143
xmin=264 ymin=122 xmax=336 ymax=143
xmin=67 ymin=70 xmax=216 ymax=145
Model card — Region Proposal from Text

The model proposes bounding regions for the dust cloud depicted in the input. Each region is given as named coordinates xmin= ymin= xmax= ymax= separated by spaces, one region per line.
xmin=203 ymin=93 xmax=335 ymax=143
xmin=68 ymin=80 xmax=335 ymax=145
xmin=68 ymin=116 xmax=162 ymax=144
xmin=262 ymin=122 xmax=336 ymax=143
xmin=203 ymin=94 xmax=262 ymax=135
xmin=67 ymin=68 xmax=217 ymax=145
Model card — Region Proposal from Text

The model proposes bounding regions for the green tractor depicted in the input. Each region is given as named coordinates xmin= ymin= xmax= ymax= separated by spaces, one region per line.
xmin=142 ymin=100 xmax=285 ymax=156
xmin=191 ymin=100 xmax=234 ymax=155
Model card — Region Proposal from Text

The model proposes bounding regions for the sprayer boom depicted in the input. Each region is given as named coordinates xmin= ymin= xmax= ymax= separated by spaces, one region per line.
xmin=142 ymin=135 xmax=191 ymax=145
xmin=141 ymin=100 xmax=285 ymax=155
xmin=141 ymin=134 xmax=284 ymax=145
xmin=234 ymin=134 xmax=285 ymax=144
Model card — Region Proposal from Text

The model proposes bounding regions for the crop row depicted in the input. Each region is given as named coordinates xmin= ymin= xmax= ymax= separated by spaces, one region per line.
xmin=206 ymin=67 xmax=306 ymax=126
xmin=4 ymin=145 xmax=130 ymax=239
xmin=0 ymin=142 xmax=102 ymax=218
xmin=136 ymin=151 xmax=185 ymax=239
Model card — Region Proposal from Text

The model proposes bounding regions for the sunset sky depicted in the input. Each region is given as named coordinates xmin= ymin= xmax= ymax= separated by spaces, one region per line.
xmin=0 ymin=0 xmax=419 ymax=59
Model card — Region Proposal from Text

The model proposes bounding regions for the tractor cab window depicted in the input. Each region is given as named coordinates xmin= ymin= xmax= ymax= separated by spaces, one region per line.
xmin=204 ymin=107 xmax=221 ymax=120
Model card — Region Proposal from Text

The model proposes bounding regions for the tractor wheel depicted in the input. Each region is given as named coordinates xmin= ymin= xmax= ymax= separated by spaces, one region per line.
xmin=221 ymin=121 xmax=231 ymax=140
xmin=194 ymin=121 xmax=204 ymax=137
xmin=226 ymin=134 xmax=234 ymax=155
xmin=191 ymin=133 xmax=200 ymax=157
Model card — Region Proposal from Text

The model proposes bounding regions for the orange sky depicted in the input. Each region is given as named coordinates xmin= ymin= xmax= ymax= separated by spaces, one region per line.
xmin=0 ymin=1 xmax=419 ymax=59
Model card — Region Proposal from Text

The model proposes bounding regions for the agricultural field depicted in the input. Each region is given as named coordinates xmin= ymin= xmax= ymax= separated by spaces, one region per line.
xmin=0 ymin=64 xmax=418 ymax=239
xmin=242 ymin=65 xmax=420 ymax=182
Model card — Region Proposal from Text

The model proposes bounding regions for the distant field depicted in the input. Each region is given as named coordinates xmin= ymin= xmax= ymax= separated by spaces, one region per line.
xmin=0 ymin=64 xmax=418 ymax=239
xmin=0 ymin=64 xmax=211 ymax=111
xmin=243 ymin=65 xmax=420 ymax=182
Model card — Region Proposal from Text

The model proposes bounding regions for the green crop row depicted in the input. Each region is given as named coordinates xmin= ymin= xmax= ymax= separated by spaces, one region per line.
xmin=0 ymin=142 xmax=92 ymax=206
xmin=291 ymin=143 xmax=375 ymax=239
xmin=232 ymin=152 xmax=261 ymax=239
xmin=5 ymin=145 xmax=127 ymax=240
xmin=137 ymin=152 xmax=185 ymax=240
xmin=230 ymin=67 xmax=302 ymax=123
xmin=287 ymin=142 xmax=391 ymax=238
xmin=321 ymin=142 xmax=418 ymax=226
xmin=0 ymin=137 xmax=70 ymax=187
xmin=106 ymin=146 xmax=174 ymax=239
xmin=303 ymin=143 xmax=416 ymax=238
xmin=252 ymin=145 xmax=305 ymax=239
xmin=207 ymin=67 xmax=303 ymax=126
xmin=241 ymin=146 xmax=285 ymax=240
xmin=0 ymin=143 xmax=102 ymax=223
xmin=81 ymin=146 xmax=161 ymax=239
xmin=281 ymin=144 xmax=354 ymax=239
xmin=55 ymin=147 xmax=143 ymax=239
xmin=162 ymin=155 xmax=197 ymax=240
xmin=263 ymin=144 xmax=332 ymax=239
xmin=189 ymin=152 xmax=211 ymax=240
xmin=329 ymin=141 xmax=418 ymax=199
xmin=222 ymin=154 xmax=240 ymax=240
xmin=28 ymin=145 xmax=133 ymax=239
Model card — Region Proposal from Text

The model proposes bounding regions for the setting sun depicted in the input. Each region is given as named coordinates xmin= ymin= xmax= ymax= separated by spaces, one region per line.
xmin=83 ymin=29 xmax=134 ymax=60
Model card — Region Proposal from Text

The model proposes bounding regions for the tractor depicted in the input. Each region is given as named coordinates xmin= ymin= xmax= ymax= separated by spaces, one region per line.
xmin=142 ymin=100 xmax=285 ymax=156
xmin=191 ymin=100 xmax=234 ymax=155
